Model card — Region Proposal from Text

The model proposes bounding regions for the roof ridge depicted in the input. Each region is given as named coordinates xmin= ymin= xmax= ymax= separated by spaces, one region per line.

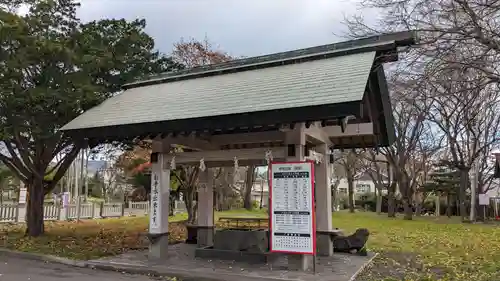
xmin=123 ymin=31 xmax=416 ymax=89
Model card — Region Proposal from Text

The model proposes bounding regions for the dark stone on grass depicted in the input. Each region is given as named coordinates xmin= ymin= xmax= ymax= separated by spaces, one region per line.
xmin=333 ymin=228 xmax=370 ymax=255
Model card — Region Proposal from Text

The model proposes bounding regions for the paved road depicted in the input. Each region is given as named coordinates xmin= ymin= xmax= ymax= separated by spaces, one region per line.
xmin=0 ymin=256 xmax=166 ymax=281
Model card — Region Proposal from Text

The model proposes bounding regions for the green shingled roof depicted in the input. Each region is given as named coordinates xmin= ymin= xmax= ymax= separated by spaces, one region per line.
xmin=62 ymin=51 xmax=376 ymax=131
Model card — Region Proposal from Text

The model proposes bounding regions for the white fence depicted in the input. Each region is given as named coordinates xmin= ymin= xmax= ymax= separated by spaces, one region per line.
xmin=100 ymin=202 xmax=125 ymax=218
xmin=128 ymin=200 xmax=187 ymax=214
xmin=129 ymin=201 xmax=150 ymax=214
xmin=0 ymin=200 xmax=187 ymax=223
xmin=0 ymin=202 xmax=124 ymax=223
xmin=43 ymin=204 xmax=61 ymax=221
xmin=66 ymin=203 xmax=95 ymax=219
xmin=0 ymin=204 xmax=18 ymax=223
xmin=174 ymin=200 xmax=187 ymax=214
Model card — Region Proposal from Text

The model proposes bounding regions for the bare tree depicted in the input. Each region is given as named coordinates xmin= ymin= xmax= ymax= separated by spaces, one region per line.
xmin=330 ymin=161 xmax=345 ymax=211
xmin=344 ymin=0 xmax=500 ymax=221
xmin=362 ymin=150 xmax=389 ymax=214
xmin=242 ymin=166 xmax=256 ymax=210
xmin=381 ymin=74 xmax=441 ymax=220
xmin=336 ymin=150 xmax=364 ymax=213
xmin=212 ymin=168 xmax=240 ymax=211
xmin=97 ymin=165 xmax=125 ymax=202
xmin=411 ymin=138 xmax=438 ymax=216
xmin=172 ymin=36 xmax=233 ymax=68
xmin=426 ymin=60 xmax=500 ymax=219
xmin=344 ymin=0 xmax=500 ymax=85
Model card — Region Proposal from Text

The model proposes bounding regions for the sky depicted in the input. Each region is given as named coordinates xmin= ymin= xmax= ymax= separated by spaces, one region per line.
xmin=76 ymin=0 xmax=375 ymax=57
xmin=11 ymin=0 xmax=379 ymax=165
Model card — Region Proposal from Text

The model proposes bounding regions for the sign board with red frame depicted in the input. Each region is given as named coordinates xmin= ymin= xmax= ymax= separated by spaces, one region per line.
xmin=269 ymin=161 xmax=316 ymax=255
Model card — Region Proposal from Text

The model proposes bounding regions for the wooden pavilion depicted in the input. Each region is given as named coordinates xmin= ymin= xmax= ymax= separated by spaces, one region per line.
xmin=61 ymin=31 xmax=416 ymax=271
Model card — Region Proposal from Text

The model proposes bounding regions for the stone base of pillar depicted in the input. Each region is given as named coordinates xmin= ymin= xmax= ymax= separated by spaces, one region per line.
xmin=196 ymin=226 xmax=215 ymax=248
xmin=148 ymin=232 xmax=169 ymax=259
xmin=287 ymin=254 xmax=314 ymax=271
xmin=316 ymin=232 xmax=333 ymax=256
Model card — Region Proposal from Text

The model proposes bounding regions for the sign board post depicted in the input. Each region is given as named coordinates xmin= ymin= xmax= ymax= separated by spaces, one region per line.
xmin=479 ymin=193 xmax=490 ymax=219
xmin=479 ymin=193 xmax=490 ymax=206
xmin=269 ymin=161 xmax=316 ymax=255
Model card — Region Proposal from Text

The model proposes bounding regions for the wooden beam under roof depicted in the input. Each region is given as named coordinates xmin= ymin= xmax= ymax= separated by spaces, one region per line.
xmin=159 ymin=134 xmax=217 ymax=151
xmin=162 ymin=147 xmax=286 ymax=168
xmin=209 ymin=131 xmax=285 ymax=146
xmin=304 ymin=122 xmax=332 ymax=145
xmin=324 ymin=122 xmax=374 ymax=137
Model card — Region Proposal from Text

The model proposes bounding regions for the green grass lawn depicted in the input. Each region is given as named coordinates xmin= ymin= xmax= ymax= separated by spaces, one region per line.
xmin=0 ymin=210 xmax=498 ymax=280
xmin=332 ymin=211 xmax=500 ymax=281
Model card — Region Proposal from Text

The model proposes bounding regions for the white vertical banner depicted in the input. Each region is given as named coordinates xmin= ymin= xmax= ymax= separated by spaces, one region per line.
xmin=149 ymin=170 xmax=161 ymax=232
xmin=149 ymin=154 xmax=170 ymax=234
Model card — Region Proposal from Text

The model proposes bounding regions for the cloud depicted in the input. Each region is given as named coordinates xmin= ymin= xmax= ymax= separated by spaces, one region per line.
xmin=77 ymin=0 xmax=365 ymax=56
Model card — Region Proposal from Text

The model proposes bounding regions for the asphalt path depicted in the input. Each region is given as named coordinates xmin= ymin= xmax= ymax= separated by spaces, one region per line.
xmin=0 ymin=255 xmax=167 ymax=281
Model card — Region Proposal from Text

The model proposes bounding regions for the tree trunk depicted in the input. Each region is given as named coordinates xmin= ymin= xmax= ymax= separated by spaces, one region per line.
xmin=331 ymin=184 xmax=338 ymax=211
xmin=435 ymin=192 xmax=441 ymax=216
xmin=169 ymin=194 xmax=175 ymax=216
xmin=25 ymin=178 xmax=45 ymax=237
xmin=375 ymin=188 xmax=382 ymax=215
xmin=214 ymin=190 xmax=220 ymax=211
xmin=331 ymin=182 xmax=340 ymax=212
xmin=243 ymin=166 xmax=256 ymax=210
xmin=446 ymin=194 xmax=452 ymax=217
xmin=184 ymin=186 xmax=197 ymax=224
xmin=415 ymin=203 xmax=422 ymax=217
xmin=347 ymin=175 xmax=355 ymax=213
xmin=414 ymin=193 xmax=423 ymax=217
xmin=476 ymin=182 xmax=485 ymax=221
xmin=400 ymin=177 xmax=413 ymax=220
xmin=459 ymin=169 xmax=469 ymax=220
xmin=387 ymin=180 xmax=397 ymax=217
xmin=217 ymin=192 xmax=224 ymax=211
xmin=402 ymin=198 xmax=413 ymax=220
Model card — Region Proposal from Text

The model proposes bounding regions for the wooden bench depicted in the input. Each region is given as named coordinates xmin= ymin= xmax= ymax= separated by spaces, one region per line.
xmin=217 ymin=217 xmax=269 ymax=229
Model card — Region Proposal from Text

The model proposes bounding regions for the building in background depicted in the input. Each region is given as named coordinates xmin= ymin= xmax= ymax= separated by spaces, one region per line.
xmin=336 ymin=170 xmax=389 ymax=199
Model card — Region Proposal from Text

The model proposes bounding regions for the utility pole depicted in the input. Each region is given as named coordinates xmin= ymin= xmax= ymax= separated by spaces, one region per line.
xmin=73 ymin=159 xmax=78 ymax=202
xmin=470 ymin=162 xmax=477 ymax=222
xmin=76 ymin=149 xmax=84 ymax=221
xmin=259 ymin=178 xmax=264 ymax=209
xmin=65 ymin=160 xmax=71 ymax=196
xmin=84 ymin=148 xmax=89 ymax=202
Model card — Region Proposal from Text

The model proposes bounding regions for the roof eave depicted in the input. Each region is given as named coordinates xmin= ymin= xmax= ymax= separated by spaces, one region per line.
xmin=62 ymin=100 xmax=364 ymax=144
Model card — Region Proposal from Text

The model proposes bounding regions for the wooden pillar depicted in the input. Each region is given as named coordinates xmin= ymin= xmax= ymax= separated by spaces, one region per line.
xmin=148 ymin=152 xmax=170 ymax=259
xmin=283 ymin=129 xmax=313 ymax=271
xmin=435 ymin=192 xmax=441 ymax=216
xmin=197 ymin=168 xmax=214 ymax=247
xmin=315 ymin=143 xmax=333 ymax=256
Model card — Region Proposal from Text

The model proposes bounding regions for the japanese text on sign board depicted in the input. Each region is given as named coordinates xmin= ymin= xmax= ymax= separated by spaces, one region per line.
xmin=270 ymin=162 xmax=315 ymax=254
xmin=150 ymin=173 xmax=159 ymax=228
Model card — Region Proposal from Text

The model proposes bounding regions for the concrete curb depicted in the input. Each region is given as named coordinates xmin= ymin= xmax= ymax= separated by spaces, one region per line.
xmin=0 ymin=248 xmax=88 ymax=268
xmin=86 ymin=260 xmax=295 ymax=281
xmin=0 ymin=247 xmax=379 ymax=281
xmin=348 ymin=252 xmax=379 ymax=281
